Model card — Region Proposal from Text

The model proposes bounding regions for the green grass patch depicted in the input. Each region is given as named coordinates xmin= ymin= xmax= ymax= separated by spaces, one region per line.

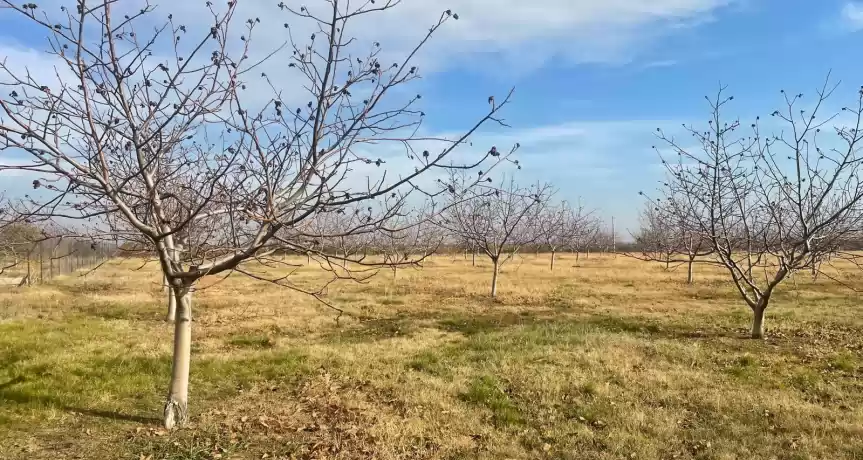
xmin=226 ymin=334 xmax=275 ymax=349
xmin=405 ymin=350 xmax=452 ymax=378
xmin=459 ymin=375 xmax=524 ymax=427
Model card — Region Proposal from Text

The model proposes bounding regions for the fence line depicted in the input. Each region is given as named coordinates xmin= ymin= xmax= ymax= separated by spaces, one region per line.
xmin=1 ymin=238 xmax=116 ymax=286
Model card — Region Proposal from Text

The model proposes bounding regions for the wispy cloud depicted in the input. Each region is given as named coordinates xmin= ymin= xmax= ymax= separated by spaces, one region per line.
xmin=641 ymin=60 xmax=680 ymax=70
xmin=98 ymin=0 xmax=736 ymax=73
xmin=841 ymin=2 xmax=863 ymax=31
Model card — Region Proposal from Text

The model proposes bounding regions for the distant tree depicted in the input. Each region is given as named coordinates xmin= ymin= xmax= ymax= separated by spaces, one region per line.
xmin=0 ymin=222 xmax=42 ymax=253
xmin=648 ymin=77 xmax=863 ymax=338
xmin=537 ymin=200 xmax=592 ymax=270
xmin=0 ymin=1 xmax=518 ymax=428
xmin=374 ymin=206 xmax=443 ymax=280
xmin=438 ymin=175 xmax=552 ymax=297
xmin=569 ymin=214 xmax=601 ymax=264
xmin=633 ymin=204 xmax=677 ymax=270
xmin=630 ymin=203 xmax=710 ymax=282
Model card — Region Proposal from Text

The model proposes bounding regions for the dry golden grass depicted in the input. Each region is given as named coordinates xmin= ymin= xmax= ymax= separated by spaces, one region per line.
xmin=1 ymin=253 xmax=862 ymax=459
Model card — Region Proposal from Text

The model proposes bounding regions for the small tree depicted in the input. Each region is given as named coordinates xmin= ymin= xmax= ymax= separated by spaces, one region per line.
xmin=438 ymin=175 xmax=552 ymax=297
xmin=630 ymin=203 xmax=709 ymax=282
xmin=633 ymin=204 xmax=677 ymax=270
xmin=0 ymin=1 xmax=518 ymax=428
xmin=569 ymin=214 xmax=601 ymax=264
xmin=374 ymin=207 xmax=443 ymax=280
xmin=649 ymin=78 xmax=863 ymax=338
xmin=537 ymin=200 xmax=591 ymax=270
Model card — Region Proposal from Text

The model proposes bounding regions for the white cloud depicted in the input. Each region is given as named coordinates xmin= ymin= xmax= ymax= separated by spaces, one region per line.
xmin=841 ymin=2 xmax=863 ymax=30
xmin=121 ymin=0 xmax=734 ymax=73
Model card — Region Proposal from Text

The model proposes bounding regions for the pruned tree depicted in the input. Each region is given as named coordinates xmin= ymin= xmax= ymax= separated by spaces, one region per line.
xmin=305 ymin=206 xmax=376 ymax=269
xmin=374 ymin=206 xmax=443 ymax=280
xmin=537 ymin=200 xmax=592 ymax=270
xmin=0 ymin=0 xmax=518 ymax=428
xmin=568 ymin=213 xmax=601 ymax=264
xmin=437 ymin=174 xmax=552 ymax=297
xmin=633 ymin=204 xmax=677 ymax=270
xmin=630 ymin=203 xmax=710 ymax=282
xmin=648 ymin=77 xmax=863 ymax=338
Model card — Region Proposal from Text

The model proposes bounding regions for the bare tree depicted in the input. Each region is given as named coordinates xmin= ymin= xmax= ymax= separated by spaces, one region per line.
xmin=649 ymin=77 xmax=863 ymax=338
xmin=438 ymin=175 xmax=552 ymax=297
xmin=629 ymin=203 xmax=710 ymax=282
xmin=568 ymin=213 xmax=601 ymax=264
xmin=0 ymin=1 xmax=518 ymax=428
xmin=374 ymin=206 xmax=443 ymax=280
xmin=306 ymin=206 xmax=375 ymax=268
xmin=537 ymin=200 xmax=592 ymax=270
xmin=633 ymin=204 xmax=677 ymax=270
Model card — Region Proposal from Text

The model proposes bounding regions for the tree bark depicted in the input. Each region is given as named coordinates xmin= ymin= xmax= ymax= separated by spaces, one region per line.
xmin=471 ymin=251 xmax=476 ymax=267
xmin=490 ymin=259 xmax=499 ymax=297
xmin=575 ymin=250 xmax=580 ymax=265
xmin=166 ymin=286 xmax=177 ymax=323
xmin=751 ymin=303 xmax=766 ymax=339
xmin=550 ymin=250 xmax=556 ymax=271
xmin=164 ymin=286 xmax=193 ymax=429
xmin=686 ymin=257 xmax=694 ymax=284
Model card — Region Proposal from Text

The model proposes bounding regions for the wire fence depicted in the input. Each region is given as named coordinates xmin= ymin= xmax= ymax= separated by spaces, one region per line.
xmin=1 ymin=238 xmax=116 ymax=286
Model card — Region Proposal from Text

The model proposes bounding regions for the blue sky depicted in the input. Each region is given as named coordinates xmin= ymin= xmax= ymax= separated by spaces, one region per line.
xmin=1 ymin=0 xmax=863 ymax=234
xmin=406 ymin=0 xmax=863 ymax=233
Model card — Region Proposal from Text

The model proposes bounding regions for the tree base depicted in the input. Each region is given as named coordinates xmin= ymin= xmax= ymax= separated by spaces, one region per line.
xmin=163 ymin=397 xmax=188 ymax=430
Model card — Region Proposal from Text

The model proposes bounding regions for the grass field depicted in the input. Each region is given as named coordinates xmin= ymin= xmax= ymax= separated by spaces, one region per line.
xmin=1 ymin=254 xmax=862 ymax=460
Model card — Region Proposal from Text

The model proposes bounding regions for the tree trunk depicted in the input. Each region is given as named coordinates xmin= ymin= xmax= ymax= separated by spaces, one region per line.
xmin=490 ymin=260 xmax=499 ymax=297
xmin=586 ymin=249 xmax=590 ymax=259
xmin=575 ymin=250 xmax=580 ymax=265
xmin=164 ymin=287 xmax=193 ymax=429
xmin=665 ymin=255 xmax=670 ymax=271
xmin=751 ymin=303 xmax=766 ymax=339
xmin=472 ymin=251 xmax=476 ymax=267
xmin=550 ymin=250 xmax=556 ymax=271
xmin=686 ymin=257 xmax=694 ymax=284
xmin=166 ymin=286 xmax=177 ymax=322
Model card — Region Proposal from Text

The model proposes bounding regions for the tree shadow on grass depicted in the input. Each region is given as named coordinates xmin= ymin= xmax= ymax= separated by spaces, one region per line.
xmin=0 ymin=376 xmax=159 ymax=425
xmin=318 ymin=301 xmax=742 ymax=345
xmin=415 ymin=307 xmax=745 ymax=343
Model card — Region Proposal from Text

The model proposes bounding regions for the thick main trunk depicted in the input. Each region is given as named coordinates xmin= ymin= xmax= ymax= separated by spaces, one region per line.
xmin=751 ymin=304 xmax=766 ymax=339
xmin=490 ymin=260 xmax=499 ymax=297
xmin=575 ymin=251 xmax=580 ymax=265
xmin=164 ymin=287 xmax=193 ymax=429
xmin=686 ymin=258 xmax=694 ymax=284
xmin=166 ymin=287 xmax=177 ymax=322
xmin=550 ymin=251 xmax=556 ymax=271
xmin=472 ymin=251 xmax=476 ymax=267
